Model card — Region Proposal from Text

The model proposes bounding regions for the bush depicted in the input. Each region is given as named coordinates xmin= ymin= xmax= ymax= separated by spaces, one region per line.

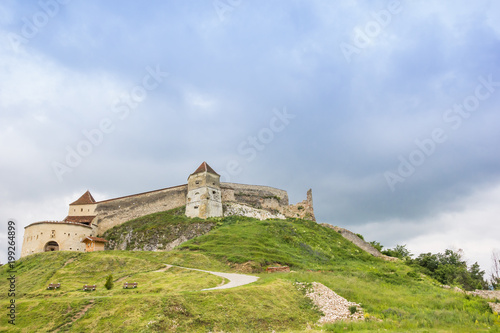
xmin=349 ymin=305 xmax=357 ymax=314
xmin=105 ymin=274 xmax=114 ymax=290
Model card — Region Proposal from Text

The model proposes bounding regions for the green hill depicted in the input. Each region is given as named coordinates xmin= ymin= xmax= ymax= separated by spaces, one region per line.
xmin=1 ymin=209 xmax=499 ymax=332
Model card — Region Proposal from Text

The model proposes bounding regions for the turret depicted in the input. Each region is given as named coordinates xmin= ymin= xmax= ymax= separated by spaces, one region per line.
xmin=185 ymin=162 xmax=223 ymax=218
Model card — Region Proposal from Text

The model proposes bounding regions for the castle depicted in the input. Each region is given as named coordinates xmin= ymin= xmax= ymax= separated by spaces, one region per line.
xmin=21 ymin=162 xmax=315 ymax=257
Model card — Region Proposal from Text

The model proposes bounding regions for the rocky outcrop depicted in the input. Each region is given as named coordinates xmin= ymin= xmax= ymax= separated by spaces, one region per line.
xmin=320 ymin=224 xmax=397 ymax=261
xmin=223 ymin=202 xmax=286 ymax=220
xmin=104 ymin=222 xmax=214 ymax=251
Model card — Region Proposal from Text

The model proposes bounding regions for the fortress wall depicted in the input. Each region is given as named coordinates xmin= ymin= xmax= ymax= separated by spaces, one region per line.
xmin=21 ymin=222 xmax=92 ymax=257
xmin=94 ymin=185 xmax=188 ymax=235
xmin=221 ymin=183 xmax=289 ymax=212
xmin=284 ymin=189 xmax=316 ymax=221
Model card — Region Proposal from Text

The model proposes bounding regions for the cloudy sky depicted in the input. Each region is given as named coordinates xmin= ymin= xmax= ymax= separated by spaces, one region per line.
xmin=0 ymin=0 xmax=499 ymax=276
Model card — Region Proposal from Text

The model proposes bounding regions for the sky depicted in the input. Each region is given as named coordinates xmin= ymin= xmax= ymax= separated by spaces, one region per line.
xmin=0 ymin=0 xmax=499 ymax=277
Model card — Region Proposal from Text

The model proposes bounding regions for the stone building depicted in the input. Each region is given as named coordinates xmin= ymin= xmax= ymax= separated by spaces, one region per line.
xmin=21 ymin=162 xmax=315 ymax=257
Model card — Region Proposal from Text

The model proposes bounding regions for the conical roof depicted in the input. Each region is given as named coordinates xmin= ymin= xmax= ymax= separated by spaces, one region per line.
xmin=192 ymin=162 xmax=219 ymax=175
xmin=69 ymin=190 xmax=96 ymax=205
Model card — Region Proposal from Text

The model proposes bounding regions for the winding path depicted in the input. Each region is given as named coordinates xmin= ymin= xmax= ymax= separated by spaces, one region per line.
xmin=161 ymin=264 xmax=259 ymax=290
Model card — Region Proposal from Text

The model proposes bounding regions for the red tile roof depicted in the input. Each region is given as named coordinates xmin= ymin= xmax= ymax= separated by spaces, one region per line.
xmin=64 ymin=216 xmax=96 ymax=225
xmin=82 ymin=236 xmax=108 ymax=243
xmin=192 ymin=161 xmax=219 ymax=175
xmin=70 ymin=191 xmax=96 ymax=205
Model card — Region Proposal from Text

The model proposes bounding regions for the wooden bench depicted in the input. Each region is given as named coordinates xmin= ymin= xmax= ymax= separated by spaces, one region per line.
xmin=47 ymin=283 xmax=61 ymax=290
xmin=266 ymin=266 xmax=290 ymax=273
xmin=123 ymin=282 xmax=138 ymax=289
xmin=83 ymin=284 xmax=96 ymax=291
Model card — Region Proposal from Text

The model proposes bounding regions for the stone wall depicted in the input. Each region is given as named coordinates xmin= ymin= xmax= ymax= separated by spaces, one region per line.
xmin=223 ymin=202 xmax=286 ymax=220
xmin=21 ymin=222 xmax=92 ymax=257
xmin=221 ymin=182 xmax=289 ymax=212
xmin=221 ymin=183 xmax=316 ymax=221
xmin=94 ymin=185 xmax=188 ymax=235
xmin=68 ymin=203 xmax=97 ymax=216
xmin=320 ymin=224 xmax=386 ymax=258
xmin=284 ymin=189 xmax=315 ymax=221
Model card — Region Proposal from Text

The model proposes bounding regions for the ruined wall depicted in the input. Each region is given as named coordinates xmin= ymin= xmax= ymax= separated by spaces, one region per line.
xmin=221 ymin=182 xmax=289 ymax=213
xmin=94 ymin=185 xmax=188 ymax=235
xmin=320 ymin=224 xmax=382 ymax=257
xmin=284 ymin=189 xmax=315 ymax=221
xmin=221 ymin=183 xmax=316 ymax=221
xmin=223 ymin=202 xmax=286 ymax=220
xmin=21 ymin=222 xmax=92 ymax=257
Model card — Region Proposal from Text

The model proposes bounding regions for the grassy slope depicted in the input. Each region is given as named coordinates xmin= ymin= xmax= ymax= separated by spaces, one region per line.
xmin=1 ymin=211 xmax=499 ymax=332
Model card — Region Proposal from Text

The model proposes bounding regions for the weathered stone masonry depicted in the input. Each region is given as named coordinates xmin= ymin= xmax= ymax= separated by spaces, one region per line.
xmin=21 ymin=162 xmax=316 ymax=257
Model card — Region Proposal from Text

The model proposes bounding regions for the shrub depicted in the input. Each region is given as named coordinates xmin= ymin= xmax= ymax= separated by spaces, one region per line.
xmin=105 ymin=274 xmax=114 ymax=290
xmin=349 ymin=305 xmax=357 ymax=314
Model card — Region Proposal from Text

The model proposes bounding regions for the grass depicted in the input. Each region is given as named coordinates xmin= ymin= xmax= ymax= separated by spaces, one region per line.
xmin=1 ymin=210 xmax=499 ymax=332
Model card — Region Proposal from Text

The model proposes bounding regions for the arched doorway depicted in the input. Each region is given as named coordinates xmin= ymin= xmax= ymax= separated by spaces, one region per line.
xmin=44 ymin=241 xmax=59 ymax=252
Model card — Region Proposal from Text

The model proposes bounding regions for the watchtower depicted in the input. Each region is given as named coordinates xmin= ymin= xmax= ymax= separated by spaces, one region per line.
xmin=185 ymin=162 xmax=223 ymax=218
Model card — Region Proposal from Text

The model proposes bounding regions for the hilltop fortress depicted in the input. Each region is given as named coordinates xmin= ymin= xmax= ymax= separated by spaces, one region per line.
xmin=21 ymin=162 xmax=315 ymax=257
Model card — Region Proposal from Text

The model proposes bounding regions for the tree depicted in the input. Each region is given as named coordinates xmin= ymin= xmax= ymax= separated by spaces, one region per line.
xmin=105 ymin=274 xmax=114 ymax=290
xmin=491 ymin=250 xmax=500 ymax=290
xmin=411 ymin=249 xmax=487 ymax=291
xmin=369 ymin=241 xmax=383 ymax=252
xmin=382 ymin=244 xmax=413 ymax=259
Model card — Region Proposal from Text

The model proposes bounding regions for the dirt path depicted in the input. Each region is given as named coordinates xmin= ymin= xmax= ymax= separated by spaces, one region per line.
xmin=55 ymin=300 xmax=95 ymax=332
xmin=161 ymin=264 xmax=259 ymax=290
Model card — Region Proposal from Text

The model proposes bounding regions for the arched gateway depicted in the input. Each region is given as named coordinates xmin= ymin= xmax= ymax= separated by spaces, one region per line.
xmin=44 ymin=241 xmax=59 ymax=252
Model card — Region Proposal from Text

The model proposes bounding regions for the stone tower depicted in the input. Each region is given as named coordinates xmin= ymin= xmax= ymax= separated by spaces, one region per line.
xmin=185 ymin=162 xmax=223 ymax=218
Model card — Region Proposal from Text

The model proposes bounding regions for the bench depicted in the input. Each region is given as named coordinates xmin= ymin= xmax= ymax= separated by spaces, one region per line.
xmin=123 ymin=282 xmax=138 ymax=289
xmin=47 ymin=283 xmax=61 ymax=290
xmin=83 ymin=284 xmax=96 ymax=291
xmin=266 ymin=266 xmax=290 ymax=273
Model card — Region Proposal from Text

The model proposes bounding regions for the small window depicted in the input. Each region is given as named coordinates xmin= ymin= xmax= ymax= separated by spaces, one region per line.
xmin=194 ymin=206 xmax=199 ymax=209
xmin=195 ymin=181 xmax=200 ymax=185
xmin=81 ymin=208 xmax=83 ymax=212
xmin=212 ymin=191 xmax=216 ymax=194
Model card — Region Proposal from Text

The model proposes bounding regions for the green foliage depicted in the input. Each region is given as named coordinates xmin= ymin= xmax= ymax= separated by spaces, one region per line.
xmin=382 ymin=244 xmax=413 ymax=259
xmin=105 ymin=274 xmax=114 ymax=290
xmin=2 ymin=209 xmax=498 ymax=332
xmin=180 ymin=217 xmax=376 ymax=270
xmin=349 ymin=305 xmax=357 ymax=314
xmin=355 ymin=233 xmax=364 ymax=241
xmin=409 ymin=249 xmax=487 ymax=291
xmin=369 ymin=241 xmax=383 ymax=252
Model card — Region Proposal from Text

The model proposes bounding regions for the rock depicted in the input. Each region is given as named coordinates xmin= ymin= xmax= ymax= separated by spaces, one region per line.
xmin=296 ymin=282 xmax=364 ymax=323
